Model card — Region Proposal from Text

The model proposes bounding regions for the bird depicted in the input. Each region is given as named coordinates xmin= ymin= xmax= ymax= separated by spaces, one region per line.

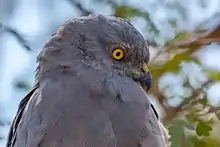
xmin=6 ymin=14 xmax=169 ymax=147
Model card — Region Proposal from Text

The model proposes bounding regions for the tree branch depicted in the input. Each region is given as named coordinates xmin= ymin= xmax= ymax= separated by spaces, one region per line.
xmin=0 ymin=22 xmax=32 ymax=51
xmin=66 ymin=0 xmax=91 ymax=16
xmin=165 ymin=79 xmax=213 ymax=121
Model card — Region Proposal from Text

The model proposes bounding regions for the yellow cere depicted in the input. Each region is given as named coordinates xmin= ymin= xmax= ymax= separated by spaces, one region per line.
xmin=112 ymin=48 xmax=125 ymax=60
xmin=141 ymin=62 xmax=149 ymax=72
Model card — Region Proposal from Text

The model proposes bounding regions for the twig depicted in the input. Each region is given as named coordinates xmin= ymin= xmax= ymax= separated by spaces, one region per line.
xmin=165 ymin=80 xmax=213 ymax=120
xmin=149 ymin=47 xmax=165 ymax=63
xmin=0 ymin=136 xmax=4 ymax=140
xmin=0 ymin=120 xmax=10 ymax=126
xmin=0 ymin=22 xmax=32 ymax=51
xmin=66 ymin=0 xmax=91 ymax=16
xmin=177 ymin=80 xmax=212 ymax=111
xmin=106 ymin=0 xmax=159 ymax=34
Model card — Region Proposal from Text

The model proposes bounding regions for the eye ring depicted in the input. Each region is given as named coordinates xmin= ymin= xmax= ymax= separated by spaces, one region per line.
xmin=112 ymin=47 xmax=125 ymax=60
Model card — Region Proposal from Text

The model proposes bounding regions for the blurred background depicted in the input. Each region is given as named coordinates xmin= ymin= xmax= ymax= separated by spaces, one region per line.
xmin=0 ymin=0 xmax=220 ymax=146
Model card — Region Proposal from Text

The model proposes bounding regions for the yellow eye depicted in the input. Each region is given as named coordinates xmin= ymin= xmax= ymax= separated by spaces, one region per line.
xmin=112 ymin=48 xmax=125 ymax=60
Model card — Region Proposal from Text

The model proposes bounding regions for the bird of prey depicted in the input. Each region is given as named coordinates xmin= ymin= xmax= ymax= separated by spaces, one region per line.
xmin=6 ymin=14 xmax=169 ymax=147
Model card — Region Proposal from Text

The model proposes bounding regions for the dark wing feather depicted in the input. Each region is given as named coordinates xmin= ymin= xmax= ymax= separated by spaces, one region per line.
xmin=150 ymin=104 xmax=159 ymax=119
xmin=6 ymin=86 xmax=38 ymax=147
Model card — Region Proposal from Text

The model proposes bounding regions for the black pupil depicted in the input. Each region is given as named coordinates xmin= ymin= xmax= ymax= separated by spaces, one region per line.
xmin=116 ymin=52 xmax=121 ymax=56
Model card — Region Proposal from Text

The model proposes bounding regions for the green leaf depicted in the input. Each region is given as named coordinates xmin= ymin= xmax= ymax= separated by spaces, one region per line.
xmin=164 ymin=52 xmax=199 ymax=70
xmin=195 ymin=121 xmax=212 ymax=137
xmin=114 ymin=5 xmax=142 ymax=18
xmin=173 ymin=31 xmax=189 ymax=42
xmin=188 ymin=135 xmax=220 ymax=147
xmin=114 ymin=5 xmax=159 ymax=34
xmin=168 ymin=20 xmax=177 ymax=28
xmin=149 ymin=51 xmax=199 ymax=82
xmin=168 ymin=118 xmax=190 ymax=147
xmin=205 ymin=70 xmax=220 ymax=81
xmin=197 ymin=98 xmax=209 ymax=106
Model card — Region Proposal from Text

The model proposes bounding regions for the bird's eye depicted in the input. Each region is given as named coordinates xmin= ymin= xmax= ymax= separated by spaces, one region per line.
xmin=112 ymin=48 xmax=125 ymax=60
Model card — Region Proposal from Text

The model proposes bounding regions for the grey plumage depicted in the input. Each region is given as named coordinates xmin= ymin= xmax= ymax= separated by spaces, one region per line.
xmin=7 ymin=14 xmax=167 ymax=147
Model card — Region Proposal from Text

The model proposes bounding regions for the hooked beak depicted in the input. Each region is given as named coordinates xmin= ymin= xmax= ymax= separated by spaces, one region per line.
xmin=130 ymin=62 xmax=152 ymax=91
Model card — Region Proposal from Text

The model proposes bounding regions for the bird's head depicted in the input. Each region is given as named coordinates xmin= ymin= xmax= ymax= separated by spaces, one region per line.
xmin=38 ymin=14 xmax=152 ymax=91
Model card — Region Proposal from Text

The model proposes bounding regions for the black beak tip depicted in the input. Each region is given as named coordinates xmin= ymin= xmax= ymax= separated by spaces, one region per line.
xmin=139 ymin=72 xmax=152 ymax=91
